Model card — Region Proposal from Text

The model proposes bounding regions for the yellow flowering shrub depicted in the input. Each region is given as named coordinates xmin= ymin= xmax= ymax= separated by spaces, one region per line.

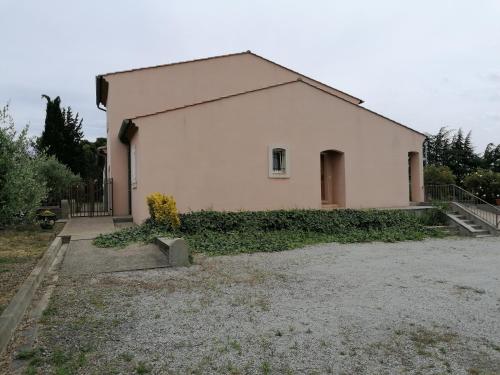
xmin=146 ymin=192 xmax=181 ymax=229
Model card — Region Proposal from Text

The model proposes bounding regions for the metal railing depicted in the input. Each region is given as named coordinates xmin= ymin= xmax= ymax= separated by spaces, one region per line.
xmin=425 ymin=184 xmax=500 ymax=229
xmin=68 ymin=178 xmax=113 ymax=217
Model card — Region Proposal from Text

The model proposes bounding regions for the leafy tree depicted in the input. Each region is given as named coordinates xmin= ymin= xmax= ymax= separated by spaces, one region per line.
xmin=426 ymin=127 xmax=452 ymax=166
xmin=424 ymin=165 xmax=456 ymax=185
xmin=37 ymin=156 xmax=81 ymax=204
xmin=463 ymin=169 xmax=500 ymax=203
xmin=0 ymin=105 xmax=47 ymax=225
xmin=425 ymin=127 xmax=481 ymax=185
xmin=483 ymin=143 xmax=500 ymax=173
xmin=80 ymin=137 xmax=106 ymax=181
xmin=448 ymin=129 xmax=480 ymax=183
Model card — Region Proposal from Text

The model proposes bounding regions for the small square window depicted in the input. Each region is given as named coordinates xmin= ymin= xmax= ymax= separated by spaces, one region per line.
xmin=268 ymin=145 xmax=290 ymax=178
xmin=273 ymin=148 xmax=286 ymax=173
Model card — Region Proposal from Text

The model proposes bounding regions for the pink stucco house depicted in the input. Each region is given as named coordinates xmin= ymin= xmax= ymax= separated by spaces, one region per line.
xmin=96 ymin=51 xmax=425 ymax=224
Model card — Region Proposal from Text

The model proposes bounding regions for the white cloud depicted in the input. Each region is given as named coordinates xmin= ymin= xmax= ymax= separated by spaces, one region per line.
xmin=1 ymin=0 xmax=499 ymax=149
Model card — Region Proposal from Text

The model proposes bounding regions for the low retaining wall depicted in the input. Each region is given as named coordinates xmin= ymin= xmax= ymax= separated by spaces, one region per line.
xmin=0 ymin=236 xmax=63 ymax=355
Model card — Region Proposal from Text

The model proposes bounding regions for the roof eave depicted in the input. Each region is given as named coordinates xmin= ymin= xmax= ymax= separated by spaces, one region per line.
xmin=95 ymin=75 xmax=108 ymax=110
xmin=118 ymin=119 xmax=135 ymax=144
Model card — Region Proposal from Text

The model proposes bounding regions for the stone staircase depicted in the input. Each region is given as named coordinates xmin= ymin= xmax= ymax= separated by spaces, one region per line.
xmin=447 ymin=211 xmax=493 ymax=237
xmin=426 ymin=184 xmax=500 ymax=237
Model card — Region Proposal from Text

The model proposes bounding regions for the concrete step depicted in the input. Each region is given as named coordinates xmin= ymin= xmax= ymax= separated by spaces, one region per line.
xmin=447 ymin=213 xmax=492 ymax=237
xmin=471 ymin=228 xmax=489 ymax=232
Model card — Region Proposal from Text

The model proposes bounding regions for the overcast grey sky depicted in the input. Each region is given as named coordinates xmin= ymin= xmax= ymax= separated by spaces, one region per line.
xmin=1 ymin=0 xmax=499 ymax=152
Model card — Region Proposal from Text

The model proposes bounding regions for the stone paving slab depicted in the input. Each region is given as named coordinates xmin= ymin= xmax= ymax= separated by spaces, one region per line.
xmin=58 ymin=217 xmax=116 ymax=240
xmin=61 ymin=240 xmax=169 ymax=275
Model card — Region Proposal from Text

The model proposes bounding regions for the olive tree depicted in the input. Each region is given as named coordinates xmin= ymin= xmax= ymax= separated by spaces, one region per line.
xmin=0 ymin=105 xmax=47 ymax=225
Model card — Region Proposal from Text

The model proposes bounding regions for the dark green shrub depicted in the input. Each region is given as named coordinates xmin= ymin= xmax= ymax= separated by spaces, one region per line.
xmin=418 ymin=207 xmax=449 ymax=226
xmin=94 ymin=209 xmax=443 ymax=254
xmin=179 ymin=209 xmax=422 ymax=234
xmin=424 ymin=165 xmax=456 ymax=186
xmin=37 ymin=156 xmax=80 ymax=204
xmin=463 ymin=168 xmax=500 ymax=203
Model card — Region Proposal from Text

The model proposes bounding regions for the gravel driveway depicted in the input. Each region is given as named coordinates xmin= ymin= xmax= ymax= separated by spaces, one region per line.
xmin=26 ymin=237 xmax=500 ymax=374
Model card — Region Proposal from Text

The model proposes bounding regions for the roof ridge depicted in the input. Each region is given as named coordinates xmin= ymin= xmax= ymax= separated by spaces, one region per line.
xmin=99 ymin=51 xmax=250 ymax=77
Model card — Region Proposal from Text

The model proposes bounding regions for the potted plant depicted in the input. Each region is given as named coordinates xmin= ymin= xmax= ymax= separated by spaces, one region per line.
xmin=38 ymin=210 xmax=57 ymax=229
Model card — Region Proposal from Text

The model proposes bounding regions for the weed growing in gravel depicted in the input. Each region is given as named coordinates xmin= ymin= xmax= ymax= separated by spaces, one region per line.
xmin=15 ymin=348 xmax=38 ymax=360
xmin=229 ymin=339 xmax=242 ymax=355
xmin=120 ymin=352 xmax=134 ymax=362
xmin=40 ymin=302 xmax=58 ymax=322
xmin=260 ymin=361 xmax=271 ymax=375
xmin=24 ymin=365 xmax=37 ymax=375
xmin=135 ymin=361 xmax=152 ymax=374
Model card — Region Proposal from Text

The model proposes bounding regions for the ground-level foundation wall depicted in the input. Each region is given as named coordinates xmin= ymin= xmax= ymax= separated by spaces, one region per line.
xmin=130 ymin=81 xmax=424 ymax=223
xmin=104 ymin=54 xmax=360 ymax=216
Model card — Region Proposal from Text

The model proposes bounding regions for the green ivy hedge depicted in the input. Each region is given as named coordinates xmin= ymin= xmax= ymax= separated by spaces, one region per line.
xmin=94 ymin=209 xmax=444 ymax=254
xmin=178 ymin=209 xmax=422 ymax=234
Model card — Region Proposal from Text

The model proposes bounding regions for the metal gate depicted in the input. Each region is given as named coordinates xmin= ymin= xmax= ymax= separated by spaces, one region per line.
xmin=68 ymin=179 xmax=113 ymax=217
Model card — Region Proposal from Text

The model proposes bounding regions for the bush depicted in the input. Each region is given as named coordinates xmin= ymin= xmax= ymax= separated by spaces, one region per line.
xmin=178 ymin=209 xmax=421 ymax=234
xmin=463 ymin=168 xmax=500 ymax=203
xmin=146 ymin=192 xmax=180 ymax=229
xmin=93 ymin=221 xmax=167 ymax=248
xmin=0 ymin=105 xmax=47 ymax=225
xmin=418 ymin=206 xmax=449 ymax=226
xmin=37 ymin=156 xmax=80 ymax=204
xmin=94 ymin=208 xmax=445 ymax=254
xmin=424 ymin=165 xmax=456 ymax=185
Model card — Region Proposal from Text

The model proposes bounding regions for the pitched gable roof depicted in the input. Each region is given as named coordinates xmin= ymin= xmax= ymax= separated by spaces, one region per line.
xmin=119 ymin=79 xmax=424 ymax=142
xmin=96 ymin=51 xmax=363 ymax=107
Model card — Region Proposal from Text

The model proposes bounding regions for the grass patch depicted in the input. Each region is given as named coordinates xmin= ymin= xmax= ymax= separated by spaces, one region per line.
xmin=23 ymin=346 xmax=92 ymax=375
xmin=410 ymin=327 xmax=457 ymax=351
xmin=93 ymin=209 xmax=447 ymax=255
xmin=0 ymin=223 xmax=64 ymax=314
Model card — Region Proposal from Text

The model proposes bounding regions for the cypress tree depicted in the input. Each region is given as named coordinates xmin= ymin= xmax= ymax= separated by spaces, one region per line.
xmin=38 ymin=96 xmax=85 ymax=176
xmin=38 ymin=95 xmax=65 ymax=158
xmin=61 ymin=106 xmax=84 ymax=174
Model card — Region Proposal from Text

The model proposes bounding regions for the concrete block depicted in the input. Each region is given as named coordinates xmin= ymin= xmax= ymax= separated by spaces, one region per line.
xmin=60 ymin=200 xmax=70 ymax=219
xmin=155 ymin=237 xmax=190 ymax=267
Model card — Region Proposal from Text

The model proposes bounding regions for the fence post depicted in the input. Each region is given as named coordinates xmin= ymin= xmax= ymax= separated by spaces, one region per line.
xmin=60 ymin=200 xmax=70 ymax=219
